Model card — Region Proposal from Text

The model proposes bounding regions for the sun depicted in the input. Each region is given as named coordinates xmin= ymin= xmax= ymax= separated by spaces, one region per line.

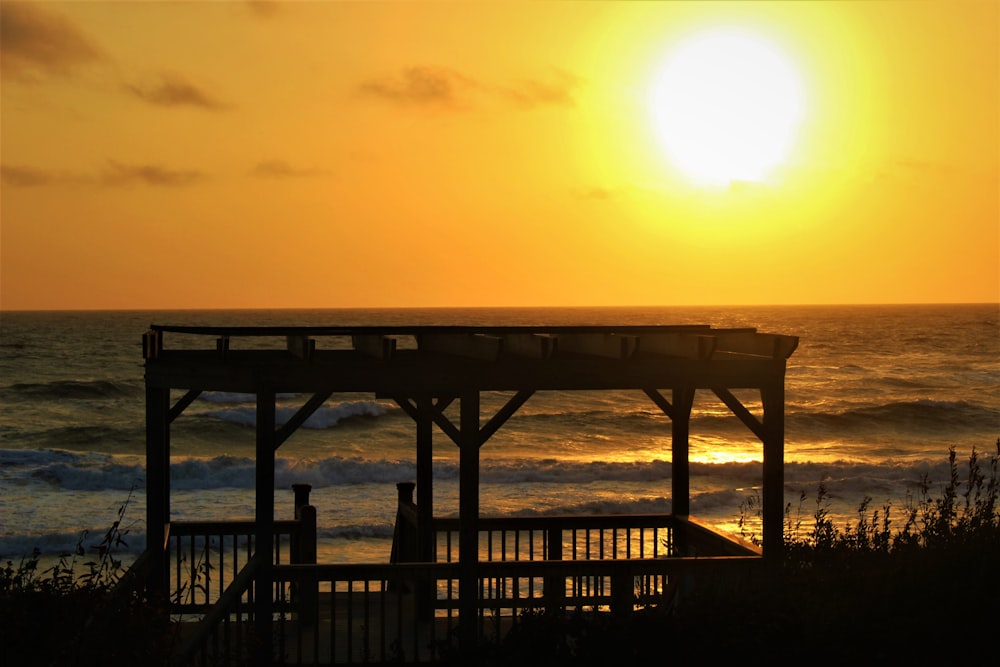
xmin=649 ymin=27 xmax=805 ymax=186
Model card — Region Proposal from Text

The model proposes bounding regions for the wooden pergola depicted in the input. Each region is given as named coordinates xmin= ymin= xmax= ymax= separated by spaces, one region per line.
xmin=143 ymin=323 xmax=797 ymax=661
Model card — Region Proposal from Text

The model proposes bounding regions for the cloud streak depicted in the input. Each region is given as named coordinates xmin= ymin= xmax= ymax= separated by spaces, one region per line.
xmin=500 ymin=71 xmax=579 ymax=109
xmin=125 ymin=72 xmax=230 ymax=110
xmin=1 ymin=165 xmax=60 ymax=187
xmin=358 ymin=66 xmax=478 ymax=109
xmin=251 ymin=160 xmax=324 ymax=179
xmin=102 ymin=161 xmax=207 ymax=187
xmin=358 ymin=65 xmax=580 ymax=111
xmin=0 ymin=2 xmax=104 ymax=80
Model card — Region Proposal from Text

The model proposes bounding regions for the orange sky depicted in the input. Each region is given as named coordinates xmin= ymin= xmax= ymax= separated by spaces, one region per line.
xmin=1 ymin=1 xmax=997 ymax=310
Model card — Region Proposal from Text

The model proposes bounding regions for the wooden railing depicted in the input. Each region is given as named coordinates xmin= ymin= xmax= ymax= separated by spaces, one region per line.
xmin=433 ymin=514 xmax=675 ymax=563
xmin=270 ymin=553 xmax=762 ymax=665
xmin=166 ymin=518 xmax=305 ymax=613
xmin=173 ymin=553 xmax=262 ymax=667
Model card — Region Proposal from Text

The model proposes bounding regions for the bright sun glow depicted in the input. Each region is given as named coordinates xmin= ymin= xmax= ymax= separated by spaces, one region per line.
xmin=649 ymin=27 xmax=805 ymax=186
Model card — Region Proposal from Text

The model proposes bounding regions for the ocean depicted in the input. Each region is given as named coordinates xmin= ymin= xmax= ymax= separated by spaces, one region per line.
xmin=1 ymin=305 xmax=998 ymax=565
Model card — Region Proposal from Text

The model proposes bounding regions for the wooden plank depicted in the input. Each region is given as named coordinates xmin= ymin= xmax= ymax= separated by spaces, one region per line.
xmin=639 ymin=333 xmax=716 ymax=360
xmin=556 ymin=334 xmax=638 ymax=359
xmin=142 ymin=329 xmax=162 ymax=360
xmin=352 ymin=335 xmax=396 ymax=361
xmin=714 ymin=332 xmax=799 ymax=359
xmin=501 ymin=334 xmax=557 ymax=359
xmin=418 ymin=334 xmax=503 ymax=361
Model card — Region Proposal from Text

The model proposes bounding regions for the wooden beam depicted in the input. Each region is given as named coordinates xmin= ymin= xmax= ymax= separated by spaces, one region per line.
xmin=479 ymin=389 xmax=535 ymax=445
xmin=418 ymin=333 xmax=503 ymax=360
xmin=286 ymin=335 xmax=315 ymax=360
xmin=274 ymin=389 xmax=334 ymax=450
xmin=639 ymin=333 xmax=716 ymax=360
xmin=502 ymin=334 xmax=557 ymax=359
xmin=712 ymin=387 xmax=766 ymax=442
xmin=352 ymin=334 xmax=396 ymax=360
xmin=714 ymin=332 xmax=799 ymax=359
xmin=557 ymin=333 xmax=638 ymax=359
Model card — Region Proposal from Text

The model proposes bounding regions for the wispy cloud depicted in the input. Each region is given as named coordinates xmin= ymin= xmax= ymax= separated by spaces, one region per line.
xmin=0 ymin=165 xmax=60 ymax=187
xmin=500 ymin=71 xmax=579 ymax=109
xmin=250 ymin=160 xmax=324 ymax=179
xmin=244 ymin=0 xmax=282 ymax=19
xmin=125 ymin=72 xmax=230 ymax=110
xmin=358 ymin=66 xmax=479 ymax=109
xmin=102 ymin=161 xmax=207 ymax=187
xmin=0 ymin=2 xmax=104 ymax=81
xmin=358 ymin=65 xmax=580 ymax=112
xmin=574 ymin=186 xmax=616 ymax=201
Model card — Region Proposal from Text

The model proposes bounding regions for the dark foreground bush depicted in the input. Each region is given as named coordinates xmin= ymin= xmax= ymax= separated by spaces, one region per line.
xmin=473 ymin=442 xmax=1000 ymax=665
xmin=0 ymin=489 xmax=173 ymax=667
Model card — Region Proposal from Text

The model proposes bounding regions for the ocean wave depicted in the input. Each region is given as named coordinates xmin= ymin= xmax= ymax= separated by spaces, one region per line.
xmin=0 ymin=529 xmax=146 ymax=560
xmin=199 ymin=400 xmax=394 ymax=429
xmin=790 ymin=400 xmax=1000 ymax=433
xmin=0 ymin=380 xmax=141 ymax=401
xmin=1 ymin=425 xmax=142 ymax=450
xmin=5 ymin=446 xmax=978 ymax=497
xmin=198 ymin=391 xmax=301 ymax=404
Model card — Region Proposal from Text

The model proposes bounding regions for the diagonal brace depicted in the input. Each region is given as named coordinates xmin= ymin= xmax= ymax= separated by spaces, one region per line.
xmin=712 ymin=387 xmax=766 ymax=442
xmin=274 ymin=389 xmax=334 ymax=450
xmin=479 ymin=389 xmax=535 ymax=446
xmin=642 ymin=388 xmax=674 ymax=420
xmin=169 ymin=389 xmax=202 ymax=423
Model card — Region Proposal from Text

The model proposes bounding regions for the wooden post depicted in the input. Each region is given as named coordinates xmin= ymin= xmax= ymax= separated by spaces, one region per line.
xmin=298 ymin=504 xmax=318 ymax=626
xmin=671 ymin=388 xmax=695 ymax=518
xmin=292 ymin=483 xmax=312 ymax=519
xmin=415 ymin=396 xmax=435 ymax=621
xmin=671 ymin=388 xmax=695 ymax=557
xmin=416 ymin=396 xmax=434 ymax=562
xmin=545 ymin=524 xmax=564 ymax=612
xmin=254 ymin=389 xmax=276 ymax=667
xmin=610 ymin=562 xmax=633 ymax=618
xmin=761 ymin=382 xmax=785 ymax=560
xmin=144 ymin=385 xmax=170 ymax=602
xmin=458 ymin=390 xmax=480 ymax=655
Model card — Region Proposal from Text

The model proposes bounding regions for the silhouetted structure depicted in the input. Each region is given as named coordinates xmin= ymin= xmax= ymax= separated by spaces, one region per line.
xmin=142 ymin=324 xmax=797 ymax=665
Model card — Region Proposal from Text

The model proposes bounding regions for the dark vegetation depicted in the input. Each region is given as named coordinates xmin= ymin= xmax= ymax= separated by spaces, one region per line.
xmin=2 ymin=443 xmax=998 ymax=666
xmin=477 ymin=441 xmax=1000 ymax=665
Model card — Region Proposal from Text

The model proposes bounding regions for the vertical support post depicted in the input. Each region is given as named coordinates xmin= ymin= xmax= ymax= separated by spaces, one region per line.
xmin=292 ymin=483 xmax=312 ymax=520
xmin=415 ymin=396 xmax=435 ymax=621
xmin=297 ymin=504 xmax=318 ymax=626
xmin=254 ymin=389 xmax=276 ymax=666
xmin=671 ymin=388 xmax=695 ymax=519
xmin=458 ymin=390 xmax=480 ymax=655
xmin=545 ymin=524 xmax=564 ymax=612
xmin=761 ymin=382 xmax=786 ymax=560
xmin=671 ymin=387 xmax=695 ymax=557
xmin=145 ymin=385 xmax=170 ymax=601
xmin=416 ymin=396 xmax=434 ymax=562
